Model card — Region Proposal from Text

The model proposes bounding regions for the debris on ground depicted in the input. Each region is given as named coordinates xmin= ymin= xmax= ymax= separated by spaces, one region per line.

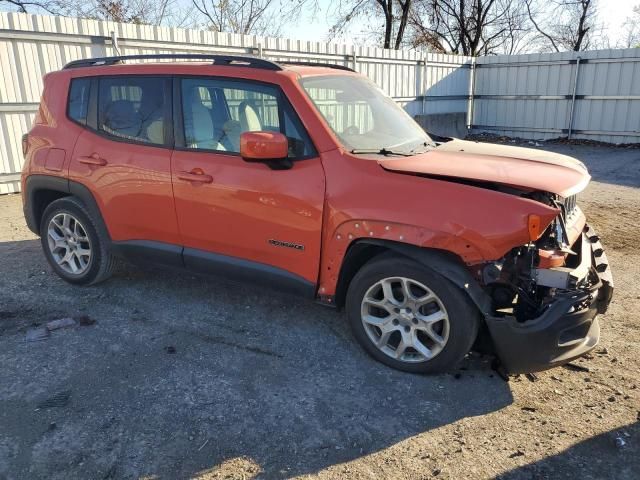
xmin=563 ymin=362 xmax=591 ymax=373
xmin=525 ymin=373 xmax=538 ymax=382
xmin=25 ymin=315 xmax=96 ymax=341
xmin=491 ymin=359 xmax=510 ymax=382
xmin=165 ymin=345 xmax=177 ymax=354
xmin=46 ymin=317 xmax=77 ymax=331
xmin=75 ymin=314 xmax=96 ymax=326
xmin=465 ymin=132 xmax=640 ymax=149
xmin=36 ymin=391 xmax=71 ymax=410
xmin=25 ymin=327 xmax=49 ymax=342
xmin=615 ymin=436 xmax=627 ymax=449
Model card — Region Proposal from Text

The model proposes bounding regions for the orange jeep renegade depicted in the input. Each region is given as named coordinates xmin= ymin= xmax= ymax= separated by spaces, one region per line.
xmin=21 ymin=54 xmax=613 ymax=374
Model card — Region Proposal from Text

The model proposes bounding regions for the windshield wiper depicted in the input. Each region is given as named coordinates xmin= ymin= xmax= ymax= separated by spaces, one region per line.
xmin=350 ymin=148 xmax=413 ymax=156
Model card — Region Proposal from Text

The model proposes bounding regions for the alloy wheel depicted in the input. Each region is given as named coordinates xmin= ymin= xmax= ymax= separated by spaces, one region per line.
xmin=47 ymin=212 xmax=92 ymax=275
xmin=360 ymin=276 xmax=450 ymax=363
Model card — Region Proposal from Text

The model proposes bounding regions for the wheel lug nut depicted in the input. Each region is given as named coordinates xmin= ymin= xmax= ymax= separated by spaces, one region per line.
xmin=412 ymin=318 xmax=418 ymax=324
xmin=392 ymin=319 xmax=399 ymax=326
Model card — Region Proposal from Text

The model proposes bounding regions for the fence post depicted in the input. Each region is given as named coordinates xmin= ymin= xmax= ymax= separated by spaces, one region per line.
xmin=422 ymin=56 xmax=427 ymax=115
xmin=352 ymin=45 xmax=358 ymax=70
xmin=466 ymin=57 xmax=477 ymax=133
xmin=568 ymin=56 xmax=581 ymax=140
xmin=110 ymin=31 xmax=121 ymax=56
xmin=467 ymin=57 xmax=476 ymax=134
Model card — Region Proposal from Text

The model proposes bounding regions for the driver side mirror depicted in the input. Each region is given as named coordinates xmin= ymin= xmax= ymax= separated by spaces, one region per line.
xmin=240 ymin=131 xmax=291 ymax=169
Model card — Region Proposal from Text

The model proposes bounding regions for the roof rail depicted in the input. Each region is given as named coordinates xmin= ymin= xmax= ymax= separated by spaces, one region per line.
xmin=63 ymin=54 xmax=282 ymax=71
xmin=280 ymin=61 xmax=356 ymax=72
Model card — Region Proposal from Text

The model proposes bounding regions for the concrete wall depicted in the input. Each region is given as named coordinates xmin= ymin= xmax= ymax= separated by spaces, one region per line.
xmin=415 ymin=113 xmax=468 ymax=139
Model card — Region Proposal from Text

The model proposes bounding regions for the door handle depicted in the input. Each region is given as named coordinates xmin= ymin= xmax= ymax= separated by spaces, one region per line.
xmin=177 ymin=169 xmax=213 ymax=184
xmin=78 ymin=154 xmax=108 ymax=166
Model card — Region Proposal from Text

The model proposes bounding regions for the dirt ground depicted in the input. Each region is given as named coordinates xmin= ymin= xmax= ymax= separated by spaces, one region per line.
xmin=0 ymin=143 xmax=639 ymax=480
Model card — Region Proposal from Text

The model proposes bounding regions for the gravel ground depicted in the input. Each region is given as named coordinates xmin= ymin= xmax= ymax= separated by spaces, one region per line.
xmin=0 ymin=143 xmax=638 ymax=480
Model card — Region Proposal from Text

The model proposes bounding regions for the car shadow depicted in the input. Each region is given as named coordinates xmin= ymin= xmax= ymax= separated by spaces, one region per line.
xmin=0 ymin=239 xmax=513 ymax=479
xmin=498 ymin=422 xmax=640 ymax=480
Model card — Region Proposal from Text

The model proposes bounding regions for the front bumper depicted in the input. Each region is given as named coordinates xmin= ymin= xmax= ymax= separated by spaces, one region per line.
xmin=485 ymin=224 xmax=613 ymax=374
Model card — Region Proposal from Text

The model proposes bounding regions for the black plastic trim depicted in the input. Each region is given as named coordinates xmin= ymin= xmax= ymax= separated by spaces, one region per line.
xmin=183 ymin=247 xmax=316 ymax=298
xmin=23 ymin=175 xmax=70 ymax=234
xmin=348 ymin=239 xmax=493 ymax=315
xmin=111 ymin=240 xmax=183 ymax=267
xmin=64 ymin=54 xmax=282 ymax=71
xmin=67 ymin=180 xmax=112 ymax=241
xmin=485 ymin=294 xmax=600 ymax=374
xmin=281 ymin=61 xmax=356 ymax=72
xmin=23 ymin=175 xmax=112 ymax=241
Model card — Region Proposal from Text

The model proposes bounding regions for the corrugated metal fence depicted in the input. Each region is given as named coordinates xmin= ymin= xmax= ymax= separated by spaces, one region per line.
xmin=0 ymin=12 xmax=471 ymax=194
xmin=1 ymin=12 xmax=640 ymax=194
xmin=472 ymin=49 xmax=640 ymax=144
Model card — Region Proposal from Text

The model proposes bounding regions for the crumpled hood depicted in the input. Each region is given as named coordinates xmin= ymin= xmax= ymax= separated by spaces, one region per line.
xmin=378 ymin=140 xmax=590 ymax=197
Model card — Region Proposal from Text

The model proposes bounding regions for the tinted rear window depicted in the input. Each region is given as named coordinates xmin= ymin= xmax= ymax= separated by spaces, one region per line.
xmin=97 ymin=77 xmax=166 ymax=145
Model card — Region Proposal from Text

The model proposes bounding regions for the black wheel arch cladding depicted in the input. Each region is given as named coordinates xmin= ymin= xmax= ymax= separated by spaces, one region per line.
xmin=344 ymin=239 xmax=492 ymax=316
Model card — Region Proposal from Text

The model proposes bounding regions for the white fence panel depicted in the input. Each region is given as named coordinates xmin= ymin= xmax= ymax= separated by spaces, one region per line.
xmin=472 ymin=48 xmax=640 ymax=143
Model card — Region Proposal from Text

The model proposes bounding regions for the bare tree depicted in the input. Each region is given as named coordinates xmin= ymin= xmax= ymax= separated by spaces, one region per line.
xmin=408 ymin=0 xmax=530 ymax=55
xmin=328 ymin=0 xmax=413 ymax=50
xmin=0 ymin=0 xmax=65 ymax=14
xmin=0 ymin=0 xmax=189 ymax=26
xmin=620 ymin=4 xmax=640 ymax=48
xmin=192 ymin=0 xmax=286 ymax=36
xmin=525 ymin=0 xmax=600 ymax=52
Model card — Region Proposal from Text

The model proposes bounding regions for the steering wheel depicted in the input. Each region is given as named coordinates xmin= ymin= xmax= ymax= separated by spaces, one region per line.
xmin=343 ymin=125 xmax=360 ymax=136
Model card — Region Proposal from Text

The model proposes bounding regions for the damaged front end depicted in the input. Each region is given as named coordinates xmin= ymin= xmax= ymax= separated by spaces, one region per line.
xmin=480 ymin=194 xmax=614 ymax=374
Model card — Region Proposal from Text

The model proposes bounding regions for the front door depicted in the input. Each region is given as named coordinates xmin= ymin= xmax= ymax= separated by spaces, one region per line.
xmin=170 ymin=77 xmax=325 ymax=291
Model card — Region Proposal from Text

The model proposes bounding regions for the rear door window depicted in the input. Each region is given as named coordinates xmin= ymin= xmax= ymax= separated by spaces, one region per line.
xmin=97 ymin=77 xmax=167 ymax=146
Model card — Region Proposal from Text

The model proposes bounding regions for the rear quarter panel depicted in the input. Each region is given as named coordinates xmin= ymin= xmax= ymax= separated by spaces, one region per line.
xmin=22 ymin=71 xmax=83 ymax=179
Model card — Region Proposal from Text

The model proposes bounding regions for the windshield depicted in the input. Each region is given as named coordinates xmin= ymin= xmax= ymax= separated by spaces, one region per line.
xmin=299 ymin=75 xmax=432 ymax=153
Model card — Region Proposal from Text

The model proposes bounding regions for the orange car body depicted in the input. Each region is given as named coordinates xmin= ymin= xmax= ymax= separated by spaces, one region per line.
xmin=21 ymin=56 xmax=615 ymax=373
xmin=22 ymin=61 xmax=587 ymax=299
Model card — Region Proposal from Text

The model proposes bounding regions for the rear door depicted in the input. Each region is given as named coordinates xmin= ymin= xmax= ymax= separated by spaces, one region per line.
xmin=69 ymin=75 xmax=181 ymax=255
xmin=170 ymin=76 xmax=325 ymax=292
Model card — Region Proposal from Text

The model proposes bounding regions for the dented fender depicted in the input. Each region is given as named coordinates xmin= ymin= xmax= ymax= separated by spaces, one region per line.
xmin=317 ymin=219 xmax=489 ymax=301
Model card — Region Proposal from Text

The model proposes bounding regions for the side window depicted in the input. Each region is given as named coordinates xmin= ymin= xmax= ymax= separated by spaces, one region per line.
xmin=180 ymin=78 xmax=315 ymax=158
xmin=98 ymin=77 xmax=166 ymax=146
xmin=68 ymin=78 xmax=90 ymax=125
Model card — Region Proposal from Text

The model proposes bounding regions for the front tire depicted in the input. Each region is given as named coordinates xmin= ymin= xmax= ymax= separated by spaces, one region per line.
xmin=40 ymin=197 xmax=114 ymax=285
xmin=346 ymin=254 xmax=480 ymax=373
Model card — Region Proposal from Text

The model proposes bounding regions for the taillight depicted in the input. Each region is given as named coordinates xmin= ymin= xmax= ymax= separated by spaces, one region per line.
xmin=528 ymin=214 xmax=542 ymax=241
xmin=22 ymin=133 xmax=29 ymax=157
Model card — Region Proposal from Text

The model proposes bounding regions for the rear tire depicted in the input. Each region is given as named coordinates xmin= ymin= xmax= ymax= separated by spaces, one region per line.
xmin=40 ymin=196 xmax=114 ymax=285
xmin=346 ymin=254 xmax=480 ymax=373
